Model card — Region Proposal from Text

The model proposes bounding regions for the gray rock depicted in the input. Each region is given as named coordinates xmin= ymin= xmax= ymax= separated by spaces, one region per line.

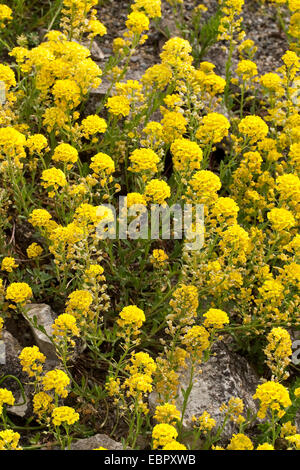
xmin=91 ymin=42 xmax=105 ymax=61
xmin=0 ymin=330 xmax=30 ymax=418
xmin=71 ymin=434 xmax=124 ymax=450
xmin=150 ymin=342 xmax=259 ymax=442
xmin=80 ymin=40 xmax=105 ymax=61
xmin=23 ymin=304 xmax=58 ymax=362
xmin=90 ymin=70 xmax=145 ymax=96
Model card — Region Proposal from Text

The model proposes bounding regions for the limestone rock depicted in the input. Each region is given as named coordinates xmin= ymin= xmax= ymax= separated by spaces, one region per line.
xmin=0 ymin=330 xmax=30 ymax=418
xmin=150 ymin=342 xmax=259 ymax=442
xmin=90 ymin=41 xmax=105 ymax=61
xmin=71 ymin=434 xmax=124 ymax=450
xmin=23 ymin=304 xmax=58 ymax=362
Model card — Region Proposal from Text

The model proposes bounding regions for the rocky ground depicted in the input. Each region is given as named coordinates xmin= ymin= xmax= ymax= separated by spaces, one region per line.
xmin=0 ymin=0 xmax=296 ymax=450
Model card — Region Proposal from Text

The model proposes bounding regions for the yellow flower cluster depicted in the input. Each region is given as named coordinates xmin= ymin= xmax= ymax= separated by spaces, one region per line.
xmin=203 ymin=308 xmax=230 ymax=329
xmin=0 ymin=4 xmax=12 ymax=28
xmin=171 ymin=138 xmax=203 ymax=175
xmin=152 ymin=423 xmax=178 ymax=449
xmin=193 ymin=411 xmax=216 ymax=433
xmin=144 ymin=179 xmax=171 ymax=205
xmin=5 ymin=282 xmax=32 ymax=305
xmin=1 ymin=257 xmax=18 ymax=272
xmin=154 ymin=403 xmax=181 ymax=425
xmin=150 ymin=249 xmax=169 ymax=267
xmin=0 ymin=430 xmax=21 ymax=450
xmin=129 ymin=148 xmax=160 ymax=176
xmin=0 ymin=388 xmax=15 ymax=415
xmin=253 ymin=381 xmax=291 ymax=419
xmin=52 ymin=313 xmax=80 ymax=340
xmin=52 ymin=406 xmax=79 ymax=426
xmin=27 ymin=243 xmax=43 ymax=258
xmin=19 ymin=346 xmax=46 ymax=378
xmin=42 ymin=369 xmax=70 ymax=398
xmin=227 ymin=433 xmax=254 ymax=450
xmin=117 ymin=305 xmax=145 ymax=330
xmin=264 ymin=328 xmax=292 ymax=381
xmin=196 ymin=113 xmax=230 ymax=145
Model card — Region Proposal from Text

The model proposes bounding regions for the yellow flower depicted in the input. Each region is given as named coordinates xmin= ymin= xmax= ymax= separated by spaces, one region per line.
xmin=26 ymin=134 xmax=48 ymax=155
xmin=276 ymin=173 xmax=300 ymax=203
xmin=52 ymin=313 xmax=80 ymax=339
xmin=144 ymin=179 xmax=171 ymax=205
xmin=129 ymin=148 xmax=160 ymax=174
xmin=260 ymin=73 xmax=283 ymax=93
xmin=171 ymin=138 xmax=203 ymax=174
xmin=154 ymin=403 xmax=181 ymax=425
xmin=256 ymin=443 xmax=274 ymax=450
xmin=162 ymin=441 xmax=187 ymax=450
xmin=90 ymin=152 xmax=115 ymax=178
xmin=227 ymin=433 xmax=254 ymax=450
xmin=259 ymin=279 xmax=284 ymax=301
xmin=1 ymin=257 xmax=18 ymax=272
xmin=52 ymin=143 xmax=78 ymax=165
xmin=42 ymin=369 xmax=70 ymax=398
xmin=52 ymin=79 xmax=81 ymax=109
xmin=0 ymin=64 xmax=16 ymax=90
xmin=150 ymin=249 xmax=169 ymax=267
xmin=28 ymin=209 xmax=55 ymax=228
xmin=0 ymin=4 xmax=12 ymax=28
xmin=219 ymin=224 xmax=250 ymax=261
xmin=196 ymin=113 xmax=230 ymax=145
xmin=203 ymin=308 xmax=229 ymax=329
xmin=264 ymin=328 xmax=292 ymax=380
xmin=0 ymin=430 xmax=21 ymax=451
xmin=87 ymin=19 xmax=107 ymax=38
xmin=253 ymin=381 xmax=291 ymax=419
xmin=286 ymin=434 xmax=300 ymax=450
xmin=152 ymin=423 xmax=178 ymax=449
xmin=26 ymin=243 xmax=43 ymax=258
xmin=126 ymin=192 xmax=147 ymax=208
xmin=6 ymin=282 xmax=32 ymax=304
xmin=194 ymin=411 xmax=216 ymax=432
xmin=160 ymin=37 xmax=193 ymax=73
xmin=126 ymin=11 xmax=150 ymax=35
xmin=161 ymin=111 xmax=187 ymax=143
xmin=123 ymin=373 xmax=153 ymax=396
xmin=65 ymin=290 xmax=93 ymax=318
xmin=236 ymin=59 xmax=257 ymax=79
xmin=84 ymin=264 xmax=104 ymax=280
xmin=238 ymin=115 xmax=268 ymax=142
xmin=0 ymin=388 xmax=15 ymax=415
xmin=211 ymin=197 xmax=239 ymax=225
xmin=289 ymin=143 xmax=300 ymax=169
xmin=117 ymin=305 xmax=145 ymax=329
xmin=280 ymin=421 xmax=297 ymax=437
xmin=19 ymin=346 xmax=46 ymax=378
xmin=128 ymin=351 xmax=157 ymax=376
xmin=169 ymin=284 xmax=199 ymax=316
xmin=267 ymin=208 xmax=295 ymax=232
xmin=52 ymin=406 xmax=79 ymax=426
xmin=289 ymin=0 xmax=300 ymax=12
xmin=182 ymin=325 xmax=210 ymax=358
xmin=142 ymin=64 xmax=172 ymax=90
xmin=81 ymin=115 xmax=107 ymax=138
xmin=41 ymin=168 xmax=67 ymax=194
xmin=105 ymin=95 xmax=130 ymax=117
xmin=131 ymin=0 xmax=161 ymax=18
xmin=187 ymin=170 xmax=221 ymax=205
xmin=33 ymin=392 xmax=53 ymax=420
